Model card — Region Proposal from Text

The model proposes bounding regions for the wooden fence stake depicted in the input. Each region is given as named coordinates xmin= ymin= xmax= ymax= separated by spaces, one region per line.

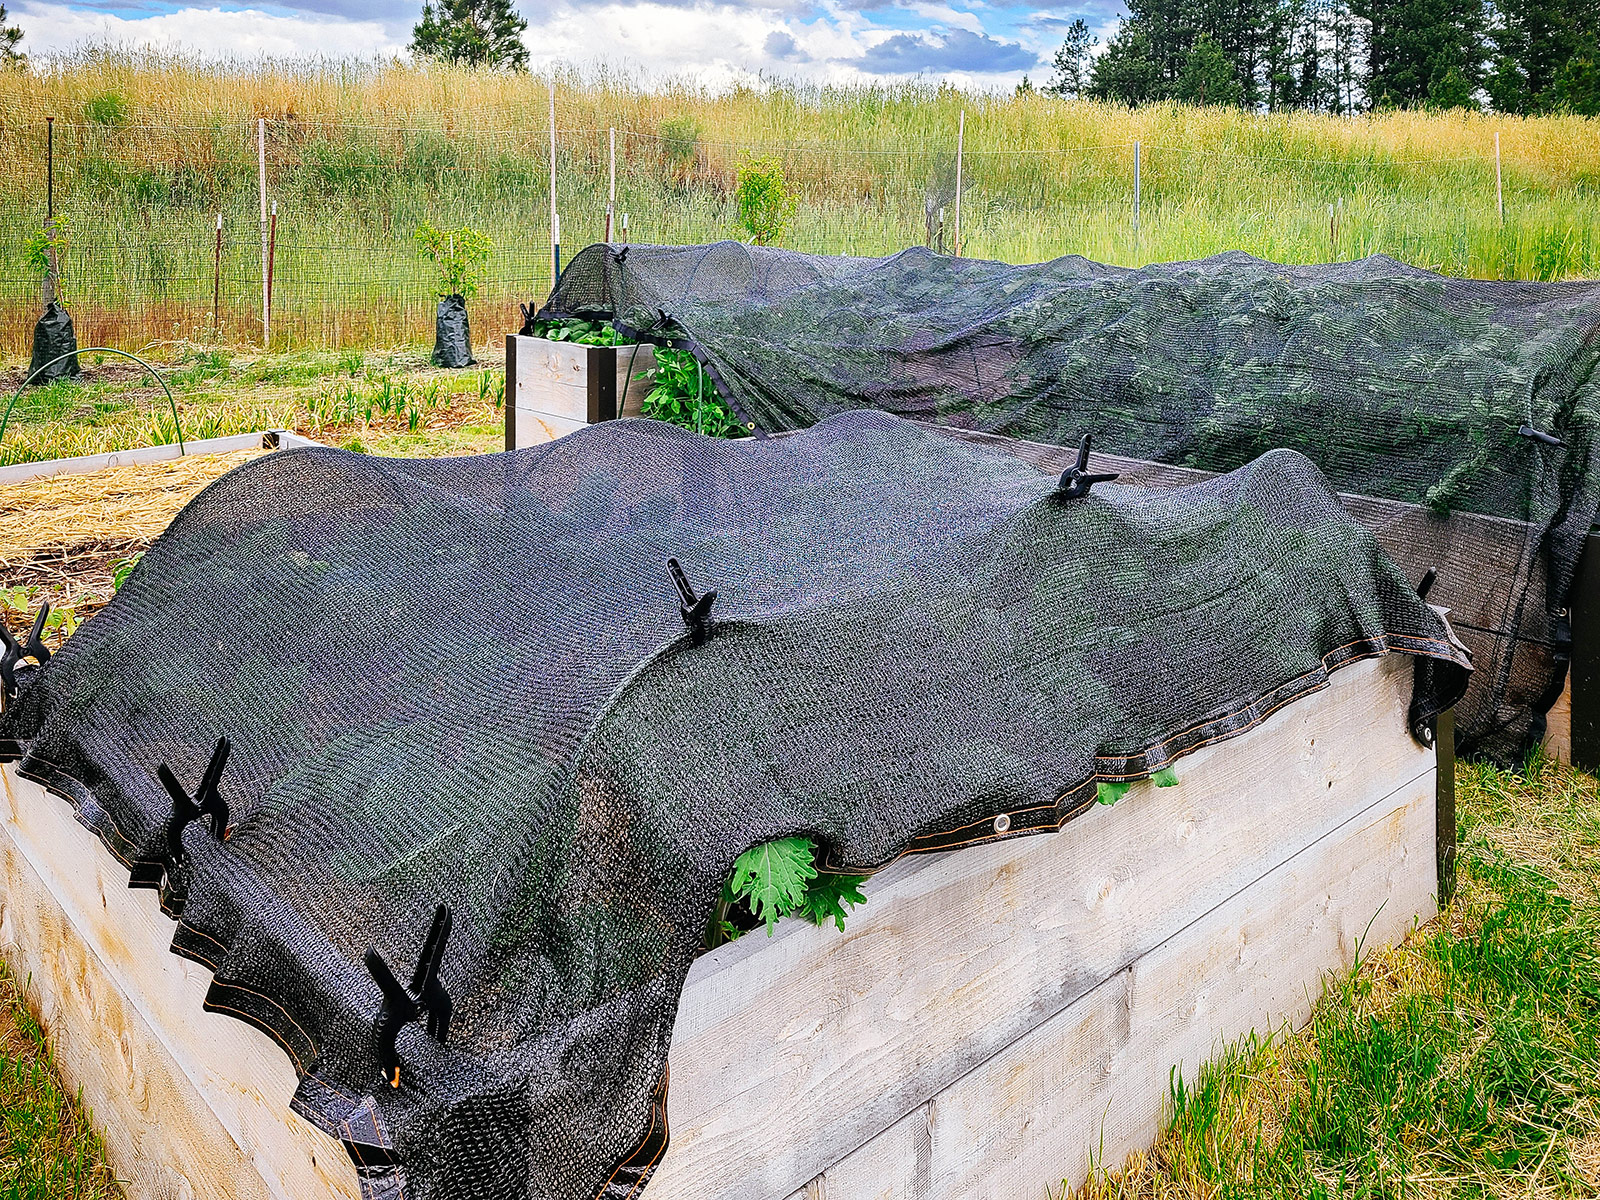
xmin=1495 ymin=132 xmax=1504 ymax=226
xmin=212 ymin=213 xmax=223 ymax=335
xmin=267 ymin=199 xmax=278 ymax=340
xmin=953 ymin=110 xmax=965 ymax=258
xmin=549 ymin=83 xmax=558 ymax=288
xmin=1133 ymin=140 xmax=1142 ymax=234
xmin=258 ymin=117 xmax=269 ymax=349
xmin=607 ymin=127 xmax=616 ymax=243
xmin=43 ymin=116 xmax=57 ymax=308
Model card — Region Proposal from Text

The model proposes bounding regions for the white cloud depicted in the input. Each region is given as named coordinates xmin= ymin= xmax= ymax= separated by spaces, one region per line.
xmin=11 ymin=0 xmax=1042 ymax=91
xmin=15 ymin=1 xmax=405 ymax=58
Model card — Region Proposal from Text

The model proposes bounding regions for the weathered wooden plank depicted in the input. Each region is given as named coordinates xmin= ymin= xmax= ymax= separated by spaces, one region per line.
xmin=0 ymin=431 xmax=315 ymax=486
xmin=798 ymin=772 xmax=1434 ymax=1200
xmin=513 ymin=406 xmax=589 ymax=447
xmin=1543 ymin=677 xmax=1572 ymax=763
xmin=652 ymin=654 xmax=1429 ymax=1200
xmin=508 ymin=335 xmax=656 ymax=446
xmin=0 ymin=767 xmax=362 ymax=1200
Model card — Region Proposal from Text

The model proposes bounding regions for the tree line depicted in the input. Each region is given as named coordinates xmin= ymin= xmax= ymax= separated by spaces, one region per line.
xmin=1035 ymin=0 xmax=1600 ymax=113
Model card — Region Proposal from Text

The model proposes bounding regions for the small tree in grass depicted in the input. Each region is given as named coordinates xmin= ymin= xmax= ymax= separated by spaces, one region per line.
xmin=735 ymin=156 xmax=796 ymax=247
xmin=414 ymin=221 xmax=491 ymax=368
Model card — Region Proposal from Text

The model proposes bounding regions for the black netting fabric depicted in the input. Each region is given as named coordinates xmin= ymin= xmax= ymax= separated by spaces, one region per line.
xmin=1 ymin=412 xmax=1467 ymax=1200
xmin=543 ymin=242 xmax=1600 ymax=762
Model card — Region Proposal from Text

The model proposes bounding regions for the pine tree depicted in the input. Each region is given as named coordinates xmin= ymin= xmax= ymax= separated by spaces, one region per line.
xmin=0 ymin=4 xmax=24 ymax=67
xmin=1176 ymin=32 xmax=1246 ymax=102
xmin=1486 ymin=0 xmax=1600 ymax=110
xmin=1044 ymin=19 xmax=1098 ymax=97
xmin=1088 ymin=22 xmax=1164 ymax=102
xmin=1353 ymin=0 xmax=1487 ymax=106
xmin=410 ymin=0 xmax=529 ymax=69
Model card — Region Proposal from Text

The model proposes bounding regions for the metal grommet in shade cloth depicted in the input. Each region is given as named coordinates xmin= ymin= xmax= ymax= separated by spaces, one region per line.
xmin=993 ymin=813 xmax=1011 ymax=834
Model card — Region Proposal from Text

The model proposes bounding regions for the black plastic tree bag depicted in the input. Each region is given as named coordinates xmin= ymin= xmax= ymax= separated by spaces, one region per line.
xmin=1 ymin=412 xmax=1469 ymax=1200
xmin=432 ymin=294 xmax=476 ymax=368
xmin=28 ymin=300 xmax=80 ymax=383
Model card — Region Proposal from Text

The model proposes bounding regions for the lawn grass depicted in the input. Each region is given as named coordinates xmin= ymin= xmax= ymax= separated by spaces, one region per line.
xmin=1070 ymin=751 xmax=1600 ymax=1200
xmin=0 ymin=961 xmax=123 ymax=1199
xmin=0 ymin=344 xmax=505 ymax=468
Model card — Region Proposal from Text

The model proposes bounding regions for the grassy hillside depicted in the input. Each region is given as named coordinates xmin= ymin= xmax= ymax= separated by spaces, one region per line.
xmin=1 ymin=51 xmax=1597 ymax=355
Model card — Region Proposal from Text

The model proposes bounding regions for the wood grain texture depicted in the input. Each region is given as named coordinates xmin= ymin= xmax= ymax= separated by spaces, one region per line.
xmin=510 ymin=335 xmax=655 ymax=442
xmin=1543 ymin=675 xmax=1572 ymax=763
xmin=792 ymin=773 xmax=1435 ymax=1200
xmin=651 ymin=654 xmax=1430 ymax=1200
xmin=0 ymin=767 xmax=362 ymax=1200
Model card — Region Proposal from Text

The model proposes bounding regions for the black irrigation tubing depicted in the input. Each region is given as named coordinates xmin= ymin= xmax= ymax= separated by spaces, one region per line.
xmin=0 ymin=347 xmax=184 ymax=455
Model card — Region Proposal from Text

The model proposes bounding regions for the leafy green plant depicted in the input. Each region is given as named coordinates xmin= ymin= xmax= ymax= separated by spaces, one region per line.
xmin=24 ymin=217 xmax=70 ymax=295
xmin=639 ymin=348 xmax=747 ymax=438
xmin=533 ymin=316 xmax=624 ymax=346
xmin=1096 ymin=780 xmax=1130 ymax=805
xmin=111 ymin=554 xmax=143 ymax=590
xmin=413 ymin=221 xmax=491 ymax=299
xmin=708 ymin=835 xmax=869 ymax=948
xmin=734 ymin=155 xmax=797 ymax=246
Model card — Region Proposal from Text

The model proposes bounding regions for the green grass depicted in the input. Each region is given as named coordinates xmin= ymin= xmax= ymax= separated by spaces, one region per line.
xmin=1073 ymin=751 xmax=1600 ymax=1200
xmin=0 ymin=346 xmax=506 ymax=467
xmin=0 ymin=962 xmax=122 ymax=1199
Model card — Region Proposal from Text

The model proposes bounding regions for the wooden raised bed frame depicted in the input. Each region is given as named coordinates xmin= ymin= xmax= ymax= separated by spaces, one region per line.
xmin=504 ymin=334 xmax=656 ymax=449
xmin=0 ymin=654 xmax=1446 ymax=1200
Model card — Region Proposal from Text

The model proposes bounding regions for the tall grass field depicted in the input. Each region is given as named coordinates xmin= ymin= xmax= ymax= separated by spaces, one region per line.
xmin=1 ymin=51 xmax=1597 ymax=355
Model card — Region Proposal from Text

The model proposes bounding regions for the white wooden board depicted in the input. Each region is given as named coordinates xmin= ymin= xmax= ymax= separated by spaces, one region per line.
xmin=0 ymin=767 xmax=362 ymax=1200
xmin=649 ymin=654 xmax=1430 ymax=1200
xmin=790 ymin=774 xmax=1433 ymax=1200
xmin=509 ymin=335 xmax=655 ymax=446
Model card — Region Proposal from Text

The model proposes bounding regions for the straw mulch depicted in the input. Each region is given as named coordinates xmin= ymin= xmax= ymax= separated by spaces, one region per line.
xmin=1 ymin=450 xmax=263 ymax=642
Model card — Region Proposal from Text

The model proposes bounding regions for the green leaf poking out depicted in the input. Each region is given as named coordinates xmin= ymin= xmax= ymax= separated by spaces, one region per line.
xmin=1097 ymin=780 xmax=1130 ymax=806
xmin=729 ymin=836 xmax=818 ymax=934
xmin=800 ymin=873 xmax=869 ymax=932
xmin=1152 ymin=766 xmax=1179 ymax=788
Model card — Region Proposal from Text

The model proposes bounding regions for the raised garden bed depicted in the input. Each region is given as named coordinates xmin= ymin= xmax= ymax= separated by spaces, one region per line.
xmin=0 ymin=653 xmax=1445 ymax=1200
xmin=504 ymin=334 xmax=656 ymax=449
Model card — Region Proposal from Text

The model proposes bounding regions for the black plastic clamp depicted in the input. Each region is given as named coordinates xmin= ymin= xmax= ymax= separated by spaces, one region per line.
xmin=365 ymin=904 xmax=454 ymax=1090
xmin=156 ymin=737 xmax=233 ymax=863
xmin=1518 ymin=424 xmax=1564 ymax=448
xmin=0 ymin=604 xmax=51 ymax=702
xmin=668 ymin=558 xmax=717 ymax=644
xmin=1417 ymin=567 xmax=1438 ymax=602
xmin=1055 ymin=434 xmax=1120 ymax=499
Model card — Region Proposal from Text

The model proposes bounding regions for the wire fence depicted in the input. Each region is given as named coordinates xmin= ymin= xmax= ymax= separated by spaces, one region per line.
xmin=1 ymin=112 xmax=1593 ymax=357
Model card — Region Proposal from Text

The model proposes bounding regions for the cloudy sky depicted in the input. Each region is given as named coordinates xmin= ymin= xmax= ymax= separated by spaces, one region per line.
xmin=10 ymin=0 xmax=1123 ymax=91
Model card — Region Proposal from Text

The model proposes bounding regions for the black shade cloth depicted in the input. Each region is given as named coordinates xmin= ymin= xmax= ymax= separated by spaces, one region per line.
xmin=542 ymin=242 xmax=1600 ymax=762
xmin=2 ymin=412 xmax=1468 ymax=1200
